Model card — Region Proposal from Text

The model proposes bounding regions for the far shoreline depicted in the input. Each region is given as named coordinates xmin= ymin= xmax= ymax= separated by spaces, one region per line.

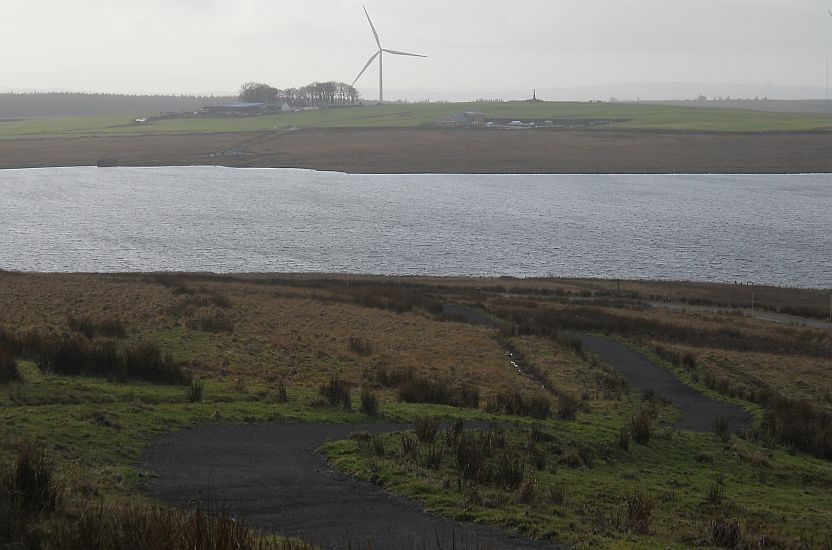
xmin=2 ymin=127 xmax=832 ymax=174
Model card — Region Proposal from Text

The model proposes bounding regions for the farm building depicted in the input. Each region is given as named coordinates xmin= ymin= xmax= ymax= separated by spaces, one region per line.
xmin=435 ymin=112 xmax=486 ymax=128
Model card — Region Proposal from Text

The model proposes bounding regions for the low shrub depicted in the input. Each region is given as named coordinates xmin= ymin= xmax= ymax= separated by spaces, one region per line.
xmin=624 ymin=486 xmax=655 ymax=535
xmin=546 ymin=484 xmax=566 ymax=506
xmin=712 ymin=415 xmax=730 ymax=443
xmin=515 ymin=478 xmax=538 ymax=504
xmin=617 ymin=427 xmax=630 ymax=450
xmin=629 ymin=408 xmax=654 ymax=444
xmin=359 ymin=388 xmax=380 ymax=417
xmin=49 ymin=500 xmax=308 ymax=550
xmin=414 ymin=416 xmax=441 ymax=443
xmin=763 ymin=395 xmax=832 ymax=459
xmin=319 ymin=376 xmax=352 ymax=410
xmin=370 ymin=434 xmax=386 ymax=457
xmin=398 ymin=374 xmax=479 ymax=409
xmin=32 ymin=336 xmax=190 ymax=385
xmin=695 ymin=452 xmax=715 ymax=465
xmin=398 ymin=433 xmax=419 ymax=458
xmin=269 ymin=381 xmax=289 ymax=403
xmin=2 ymin=445 xmax=59 ymax=515
xmin=556 ymin=394 xmax=579 ymax=420
xmin=421 ymin=444 xmax=444 ymax=470
xmin=705 ymin=474 xmax=725 ymax=505
xmin=186 ymin=310 xmax=234 ymax=333
xmin=187 ymin=377 xmax=204 ymax=403
xmin=124 ymin=342 xmax=191 ymax=385
xmin=491 ymin=453 xmax=526 ymax=490
xmin=486 ymin=390 xmax=551 ymax=419
xmin=68 ymin=315 xmax=127 ymax=339
xmin=703 ymin=518 xmax=743 ymax=549
xmin=527 ymin=444 xmax=547 ymax=470
xmin=454 ymin=432 xmax=490 ymax=481
xmin=348 ymin=336 xmax=373 ymax=356
xmin=0 ymin=346 xmax=21 ymax=384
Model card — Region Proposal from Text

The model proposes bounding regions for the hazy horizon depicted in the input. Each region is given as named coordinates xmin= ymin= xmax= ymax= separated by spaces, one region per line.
xmin=3 ymin=0 xmax=832 ymax=100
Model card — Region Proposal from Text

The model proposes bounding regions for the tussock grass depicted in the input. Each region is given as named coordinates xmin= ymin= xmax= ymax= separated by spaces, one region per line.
xmin=397 ymin=371 xmax=480 ymax=409
xmin=624 ymin=487 xmax=655 ymax=535
xmin=486 ymin=389 xmax=551 ymax=419
xmin=359 ymin=388 xmax=380 ymax=416
xmin=629 ymin=407 xmax=655 ymax=444
xmin=186 ymin=310 xmax=235 ymax=333
xmin=413 ymin=416 xmax=441 ymax=444
xmin=494 ymin=303 xmax=830 ymax=358
xmin=68 ymin=315 xmax=127 ymax=339
xmin=2 ymin=445 xmax=59 ymax=515
xmin=348 ymin=336 xmax=373 ymax=356
xmin=319 ymin=376 xmax=352 ymax=410
xmin=187 ymin=377 xmax=204 ymax=403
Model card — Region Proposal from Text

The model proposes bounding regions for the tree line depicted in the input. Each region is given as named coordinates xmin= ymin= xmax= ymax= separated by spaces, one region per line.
xmin=0 ymin=93 xmax=236 ymax=118
xmin=239 ymin=81 xmax=360 ymax=107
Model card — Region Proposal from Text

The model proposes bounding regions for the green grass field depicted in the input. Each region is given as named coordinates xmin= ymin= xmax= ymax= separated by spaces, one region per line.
xmin=2 ymin=101 xmax=831 ymax=139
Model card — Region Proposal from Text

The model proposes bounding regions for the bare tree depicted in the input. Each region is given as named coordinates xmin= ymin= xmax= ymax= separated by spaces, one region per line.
xmin=238 ymin=82 xmax=279 ymax=103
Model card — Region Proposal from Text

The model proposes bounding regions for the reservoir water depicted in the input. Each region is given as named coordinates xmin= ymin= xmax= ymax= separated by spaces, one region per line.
xmin=0 ymin=167 xmax=829 ymax=288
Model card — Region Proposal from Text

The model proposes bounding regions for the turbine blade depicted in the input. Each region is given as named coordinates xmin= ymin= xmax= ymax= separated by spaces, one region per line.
xmin=364 ymin=6 xmax=382 ymax=48
xmin=828 ymin=8 xmax=832 ymax=16
xmin=352 ymin=51 xmax=380 ymax=86
xmin=382 ymin=48 xmax=427 ymax=58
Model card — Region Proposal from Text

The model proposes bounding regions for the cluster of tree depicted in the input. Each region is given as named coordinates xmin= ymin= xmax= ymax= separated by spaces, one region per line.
xmin=239 ymin=81 xmax=360 ymax=107
xmin=0 ymin=93 xmax=236 ymax=118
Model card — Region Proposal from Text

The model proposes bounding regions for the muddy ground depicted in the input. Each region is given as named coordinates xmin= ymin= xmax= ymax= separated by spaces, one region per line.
xmin=2 ymin=128 xmax=832 ymax=173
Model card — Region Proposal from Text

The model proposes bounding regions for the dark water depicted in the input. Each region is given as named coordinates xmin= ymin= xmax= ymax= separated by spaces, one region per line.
xmin=1 ymin=167 xmax=829 ymax=288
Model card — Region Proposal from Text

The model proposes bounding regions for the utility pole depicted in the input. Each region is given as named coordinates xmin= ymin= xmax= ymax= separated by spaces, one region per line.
xmin=751 ymin=291 xmax=755 ymax=314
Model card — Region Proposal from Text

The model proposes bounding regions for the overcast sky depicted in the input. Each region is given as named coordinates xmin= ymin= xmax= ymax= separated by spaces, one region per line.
xmin=3 ymin=0 xmax=832 ymax=98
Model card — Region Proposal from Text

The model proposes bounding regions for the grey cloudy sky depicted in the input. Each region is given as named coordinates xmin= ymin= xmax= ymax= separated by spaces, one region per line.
xmin=3 ymin=0 xmax=831 ymax=98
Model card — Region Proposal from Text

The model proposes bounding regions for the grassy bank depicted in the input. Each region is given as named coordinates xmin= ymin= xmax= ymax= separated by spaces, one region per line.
xmin=2 ymin=101 xmax=831 ymax=140
xmin=0 ymin=272 xmax=830 ymax=548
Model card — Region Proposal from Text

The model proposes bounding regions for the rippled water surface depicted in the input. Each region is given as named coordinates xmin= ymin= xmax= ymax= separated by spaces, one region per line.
xmin=1 ymin=167 xmax=829 ymax=287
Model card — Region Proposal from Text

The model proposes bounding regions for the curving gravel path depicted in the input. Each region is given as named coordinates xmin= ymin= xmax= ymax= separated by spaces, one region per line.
xmin=141 ymin=422 xmax=563 ymax=550
xmin=569 ymin=333 xmax=754 ymax=433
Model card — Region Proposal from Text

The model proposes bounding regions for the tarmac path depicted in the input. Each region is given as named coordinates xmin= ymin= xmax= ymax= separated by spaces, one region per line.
xmin=141 ymin=422 xmax=563 ymax=550
xmin=568 ymin=333 xmax=754 ymax=433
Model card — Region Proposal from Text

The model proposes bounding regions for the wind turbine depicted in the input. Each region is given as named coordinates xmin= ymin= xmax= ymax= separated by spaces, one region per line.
xmin=828 ymin=10 xmax=832 ymax=108
xmin=352 ymin=6 xmax=426 ymax=104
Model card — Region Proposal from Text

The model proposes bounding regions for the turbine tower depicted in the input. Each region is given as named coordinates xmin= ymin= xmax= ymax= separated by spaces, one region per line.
xmin=352 ymin=6 xmax=426 ymax=104
xmin=828 ymin=10 xmax=832 ymax=109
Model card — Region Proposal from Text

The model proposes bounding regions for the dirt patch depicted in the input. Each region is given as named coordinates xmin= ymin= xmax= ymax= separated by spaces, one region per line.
xmin=140 ymin=422 xmax=560 ymax=549
xmin=3 ymin=128 xmax=832 ymax=173
xmin=572 ymin=334 xmax=753 ymax=433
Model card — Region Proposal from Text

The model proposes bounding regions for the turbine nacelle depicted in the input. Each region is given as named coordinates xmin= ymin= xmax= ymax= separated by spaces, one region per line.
xmin=352 ymin=5 xmax=426 ymax=103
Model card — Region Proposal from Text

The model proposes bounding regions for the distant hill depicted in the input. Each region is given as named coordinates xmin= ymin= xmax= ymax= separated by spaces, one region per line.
xmin=0 ymin=93 xmax=236 ymax=118
xmin=362 ymin=82 xmax=829 ymax=103
xmin=643 ymin=99 xmax=832 ymax=115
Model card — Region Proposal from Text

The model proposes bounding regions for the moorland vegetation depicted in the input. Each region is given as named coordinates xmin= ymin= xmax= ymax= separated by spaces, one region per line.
xmin=0 ymin=272 xmax=830 ymax=548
